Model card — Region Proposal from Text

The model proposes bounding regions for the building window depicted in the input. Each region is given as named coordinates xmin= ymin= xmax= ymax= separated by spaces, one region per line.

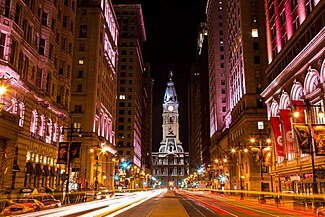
xmin=251 ymin=15 xmax=257 ymax=23
xmin=119 ymin=95 xmax=125 ymax=99
xmin=257 ymin=98 xmax=264 ymax=108
xmin=39 ymin=38 xmax=45 ymax=55
xmin=77 ymin=70 xmax=83 ymax=78
xmin=77 ymin=84 xmax=82 ymax=92
xmin=79 ymin=25 xmax=87 ymax=37
xmin=253 ymin=42 xmax=259 ymax=50
xmin=290 ymin=0 xmax=298 ymax=10
xmin=14 ymin=4 xmax=21 ymax=24
xmin=306 ymin=0 xmax=315 ymax=15
xmin=254 ymin=56 xmax=260 ymax=64
xmin=0 ymin=33 xmax=6 ymax=59
xmin=78 ymin=59 xmax=84 ymax=65
xmin=252 ymin=29 xmax=258 ymax=37
xmin=41 ymin=11 xmax=48 ymax=26
xmin=63 ymin=16 xmax=68 ymax=27
xmin=280 ymin=11 xmax=286 ymax=27
xmin=74 ymin=105 xmax=82 ymax=112
xmin=255 ymin=70 xmax=261 ymax=78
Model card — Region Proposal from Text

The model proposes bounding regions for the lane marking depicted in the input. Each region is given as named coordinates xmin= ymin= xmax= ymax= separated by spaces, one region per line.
xmin=180 ymin=196 xmax=211 ymax=217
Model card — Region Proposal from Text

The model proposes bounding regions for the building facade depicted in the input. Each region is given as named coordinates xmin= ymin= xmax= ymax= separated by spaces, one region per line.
xmin=188 ymin=22 xmax=211 ymax=173
xmin=114 ymin=2 xmax=152 ymax=189
xmin=70 ymin=0 xmax=119 ymax=191
xmin=142 ymin=64 xmax=154 ymax=171
xmin=206 ymin=0 xmax=270 ymax=191
xmin=152 ymin=73 xmax=189 ymax=188
xmin=261 ymin=0 xmax=324 ymax=194
xmin=0 ymin=0 xmax=75 ymax=191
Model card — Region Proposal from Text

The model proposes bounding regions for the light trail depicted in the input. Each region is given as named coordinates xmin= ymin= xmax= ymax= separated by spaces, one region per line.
xmin=15 ymin=190 xmax=165 ymax=217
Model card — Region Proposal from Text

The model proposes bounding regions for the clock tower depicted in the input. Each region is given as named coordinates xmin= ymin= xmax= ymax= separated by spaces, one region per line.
xmin=152 ymin=72 xmax=189 ymax=188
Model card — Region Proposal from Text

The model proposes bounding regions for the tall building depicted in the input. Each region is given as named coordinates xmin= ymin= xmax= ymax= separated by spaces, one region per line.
xmin=152 ymin=72 xmax=189 ymax=188
xmin=0 ymin=0 xmax=75 ymax=191
xmin=69 ymin=0 xmax=119 ymax=190
xmin=114 ymin=3 xmax=148 ymax=174
xmin=207 ymin=0 xmax=269 ymax=191
xmin=188 ymin=22 xmax=211 ymax=173
xmin=261 ymin=1 xmax=324 ymax=194
xmin=142 ymin=64 xmax=154 ymax=171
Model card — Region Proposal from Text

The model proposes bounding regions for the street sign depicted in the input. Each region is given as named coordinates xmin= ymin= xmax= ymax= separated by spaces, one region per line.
xmin=93 ymin=164 xmax=101 ymax=167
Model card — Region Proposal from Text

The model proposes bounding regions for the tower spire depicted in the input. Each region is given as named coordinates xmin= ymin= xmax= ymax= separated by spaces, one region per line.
xmin=169 ymin=71 xmax=173 ymax=80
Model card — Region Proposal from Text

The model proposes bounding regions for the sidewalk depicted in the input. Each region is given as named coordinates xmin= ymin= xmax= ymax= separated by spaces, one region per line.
xmin=148 ymin=190 xmax=189 ymax=217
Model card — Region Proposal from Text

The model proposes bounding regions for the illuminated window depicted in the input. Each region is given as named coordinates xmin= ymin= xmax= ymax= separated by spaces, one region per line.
xmin=78 ymin=59 xmax=84 ymax=65
xmin=43 ymin=156 xmax=47 ymax=164
xmin=35 ymin=154 xmax=39 ymax=163
xmin=26 ymin=151 xmax=31 ymax=161
xmin=119 ymin=95 xmax=125 ymax=99
xmin=252 ymin=29 xmax=258 ymax=37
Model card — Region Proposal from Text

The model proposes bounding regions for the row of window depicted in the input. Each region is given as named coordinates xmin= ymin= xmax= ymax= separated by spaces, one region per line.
xmin=26 ymin=151 xmax=57 ymax=166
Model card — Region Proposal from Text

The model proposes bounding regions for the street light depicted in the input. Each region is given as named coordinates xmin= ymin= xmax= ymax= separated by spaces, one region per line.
xmin=250 ymin=121 xmax=271 ymax=204
xmin=292 ymin=99 xmax=324 ymax=194
xmin=231 ymin=143 xmax=247 ymax=200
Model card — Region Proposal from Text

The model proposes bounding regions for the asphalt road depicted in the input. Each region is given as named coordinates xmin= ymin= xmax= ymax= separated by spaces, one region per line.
xmin=113 ymin=190 xmax=317 ymax=217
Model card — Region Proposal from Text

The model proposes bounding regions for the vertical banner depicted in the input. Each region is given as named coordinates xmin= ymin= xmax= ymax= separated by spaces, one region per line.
xmin=270 ymin=117 xmax=283 ymax=157
xmin=58 ymin=142 xmax=69 ymax=164
xmin=312 ymin=124 xmax=325 ymax=156
xmin=292 ymin=100 xmax=306 ymax=123
xmin=279 ymin=109 xmax=294 ymax=153
xmin=70 ymin=142 xmax=82 ymax=159
xmin=293 ymin=124 xmax=311 ymax=154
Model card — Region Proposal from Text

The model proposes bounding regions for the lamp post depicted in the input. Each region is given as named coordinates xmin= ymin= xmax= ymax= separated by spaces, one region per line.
xmin=61 ymin=123 xmax=82 ymax=204
xmin=250 ymin=121 xmax=271 ymax=203
xmin=292 ymin=99 xmax=324 ymax=194
xmin=90 ymin=147 xmax=115 ymax=191
xmin=231 ymin=144 xmax=248 ymax=199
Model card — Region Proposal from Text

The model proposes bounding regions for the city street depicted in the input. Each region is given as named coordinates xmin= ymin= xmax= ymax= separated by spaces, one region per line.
xmin=10 ymin=189 xmax=321 ymax=216
xmin=114 ymin=190 xmax=318 ymax=217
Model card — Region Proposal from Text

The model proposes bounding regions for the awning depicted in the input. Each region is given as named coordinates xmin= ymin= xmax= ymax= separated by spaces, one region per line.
xmin=43 ymin=166 xmax=52 ymax=176
xmin=51 ymin=167 xmax=58 ymax=176
xmin=26 ymin=162 xmax=35 ymax=175
xmin=35 ymin=164 xmax=43 ymax=176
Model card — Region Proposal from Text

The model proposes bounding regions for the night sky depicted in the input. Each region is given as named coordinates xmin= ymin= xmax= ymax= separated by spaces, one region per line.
xmin=141 ymin=0 xmax=207 ymax=151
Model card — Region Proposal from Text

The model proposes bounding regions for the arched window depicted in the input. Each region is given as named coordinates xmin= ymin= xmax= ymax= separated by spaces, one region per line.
xmin=53 ymin=123 xmax=58 ymax=142
xmin=18 ymin=102 xmax=25 ymax=127
xmin=38 ymin=115 xmax=45 ymax=138
xmin=30 ymin=110 xmax=38 ymax=137
xmin=46 ymin=119 xmax=52 ymax=143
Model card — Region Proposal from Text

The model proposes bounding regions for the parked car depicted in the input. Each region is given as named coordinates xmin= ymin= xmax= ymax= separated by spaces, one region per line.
xmin=24 ymin=194 xmax=61 ymax=209
xmin=0 ymin=198 xmax=43 ymax=215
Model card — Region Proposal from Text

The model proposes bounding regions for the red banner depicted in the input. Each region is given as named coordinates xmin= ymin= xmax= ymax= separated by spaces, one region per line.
xmin=292 ymin=100 xmax=306 ymax=123
xmin=312 ymin=124 xmax=325 ymax=156
xmin=280 ymin=109 xmax=294 ymax=153
xmin=270 ymin=117 xmax=283 ymax=157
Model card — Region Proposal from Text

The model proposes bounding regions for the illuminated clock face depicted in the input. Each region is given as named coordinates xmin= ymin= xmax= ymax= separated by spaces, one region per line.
xmin=168 ymin=105 xmax=174 ymax=112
